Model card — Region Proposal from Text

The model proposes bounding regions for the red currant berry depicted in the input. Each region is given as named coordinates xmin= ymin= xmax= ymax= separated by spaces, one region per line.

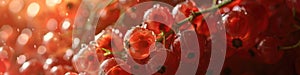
xmin=124 ymin=27 xmax=156 ymax=60
xmin=222 ymin=1 xmax=268 ymax=50
xmin=148 ymin=50 xmax=180 ymax=75
xmin=99 ymin=58 xmax=124 ymax=74
xmin=265 ymin=4 xmax=297 ymax=37
xmin=95 ymin=1 xmax=121 ymax=34
xmin=144 ymin=4 xmax=174 ymax=31
xmin=106 ymin=64 xmax=131 ymax=75
xmin=72 ymin=43 xmax=100 ymax=74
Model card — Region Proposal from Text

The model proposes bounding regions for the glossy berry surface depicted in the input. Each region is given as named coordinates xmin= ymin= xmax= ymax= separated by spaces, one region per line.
xmin=124 ymin=27 xmax=156 ymax=60
xmin=0 ymin=0 xmax=300 ymax=75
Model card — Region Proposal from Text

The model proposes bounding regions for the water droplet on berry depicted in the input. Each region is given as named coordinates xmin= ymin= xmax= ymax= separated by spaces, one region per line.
xmin=19 ymin=61 xmax=30 ymax=72
xmin=8 ymin=0 xmax=24 ymax=13
xmin=62 ymin=19 xmax=71 ymax=30
xmin=72 ymin=43 xmax=100 ymax=74
xmin=45 ymin=0 xmax=61 ymax=7
xmin=43 ymin=32 xmax=54 ymax=42
xmin=27 ymin=2 xmax=40 ymax=18
xmin=0 ymin=25 xmax=13 ymax=41
xmin=17 ymin=55 xmax=26 ymax=64
xmin=72 ymin=38 xmax=80 ymax=49
xmin=17 ymin=33 xmax=30 ymax=45
xmin=46 ymin=18 xmax=58 ymax=31
xmin=64 ymin=49 xmax=74 ymax=60
xmin=0 ymin=0 xmax=8 ymax=6
xmin=37 ymin=45 xmax=47 ymax=55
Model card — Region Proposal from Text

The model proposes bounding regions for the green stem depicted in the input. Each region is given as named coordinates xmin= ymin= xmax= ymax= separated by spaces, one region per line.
xmin=279 ymin=40 xmax=300 ymax=50
xmin=293 ymin=8 xmax=300 ymax=30
xmin=101 ymin=48 xmax=112 ymax=56
xmin=174 ymin=0 xmax=232 ymax=29
xmin=157 ymin=0 xmax=232 ymax=42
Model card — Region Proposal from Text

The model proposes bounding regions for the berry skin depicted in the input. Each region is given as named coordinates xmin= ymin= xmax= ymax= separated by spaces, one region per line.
xmin=144 ymin=4 xmax=174 ymax=34
xmin=148 ymin=50 xmax=180 ymax=75
xmin=124 ymin=27 xmax=156 ymax=60
xmin=99 ymin=58 xmax=125 ymax=74
xmin=106 ymin=64 xmax=131 ymax=75
xmin=222 ymin=0 xmax=268 ymax=50
xmin=265 ymin=4 xmax=297 ymax=37
xmin=95 ymin=1 xmax=121 ymax=34
xmin=0 ymin=60 xmax=6 ymax=74
xmin=253 ymin=36 xmax=284 ymax=64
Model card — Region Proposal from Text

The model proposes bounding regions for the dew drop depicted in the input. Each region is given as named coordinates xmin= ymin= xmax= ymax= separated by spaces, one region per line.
xmin=37 ymin=45 xmax=47 ymax=55
xmin=9 ymin=0 xmax=24 ymax=13
xmin=17 ymin=33 xmax=30 ymax=45
xmin=0 ymin=25 xmax=13 ymax=41
xmin=43 ymin=32 xmax=54 ymax=42
xmin=62 ymin=19 xmax=71 ymax=30
xmin=45 ymin=0 xmax=61 ymax=7
xmin=43 ymin=58 xmax=53 ymax=69
xmin=27 ymin=2 xmax=40 ymax=18
xmin=50 ymin=66 xmax=58 ymax=73
xmin=17 ymin=55 xmax=26 ymax=64
xmin=21 ymin=28 xmax=32 ymax=37
xmin=64 ymin=49 xmax=73 ymax=60
xmin=46 ymin=18 xmax=58 ymax=31
xmin=19 ymin=61 xmax=30 ymax=72
xmin=72 ymin=38 xmax=80 ymax=49
xmin=0 ymin=0 xmax=9 ymax=6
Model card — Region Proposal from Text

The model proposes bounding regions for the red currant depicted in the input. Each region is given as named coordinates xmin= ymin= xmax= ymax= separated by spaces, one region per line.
xmin=72 ymin=43 xmax=100 ymax=74
xmin=124 ymin=27 xmax=156 ymax=60
xmin=148 ymin=50 xmax=180 ymax=75
xmin=144 ymin=4 xmax=174 ymax=33
xmin=222 ymin=0 xmax=268 ymax=50
xmin=106 ymin=64 xmax=131 ymax=75
xmin=265 ymin=4 xmax=297 ymax=37
xmin=95 ymin=1 xmax=121 ymax=34
xmin=99 ymin=58 xmax=125 ymax=74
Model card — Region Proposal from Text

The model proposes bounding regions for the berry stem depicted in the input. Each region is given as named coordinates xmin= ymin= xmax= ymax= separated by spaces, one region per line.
xmin=279 ymin=40 xmax=300 ymax=50
xmin=102 ymin=48 xmax=112 ymax=56
xmin=293 ymin=24 xmax=300 ymax=30
xmin=293 ymin=8 xmax=300 ymax=30
xmin=157 ymin=0 xmax=232 ymax=42
xmin=174 ymin=0 xmax=232 ymax=29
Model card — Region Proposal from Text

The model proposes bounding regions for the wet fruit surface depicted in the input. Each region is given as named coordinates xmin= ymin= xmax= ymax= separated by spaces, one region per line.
xmin=0 ymin=0 xmax=300 ymax=75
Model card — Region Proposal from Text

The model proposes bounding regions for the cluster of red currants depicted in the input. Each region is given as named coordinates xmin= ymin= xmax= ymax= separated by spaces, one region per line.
xmin=0 ymin=0 xmax=300 ymax=75
xmin=93 ymin=0 xmax=300 ymax=75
